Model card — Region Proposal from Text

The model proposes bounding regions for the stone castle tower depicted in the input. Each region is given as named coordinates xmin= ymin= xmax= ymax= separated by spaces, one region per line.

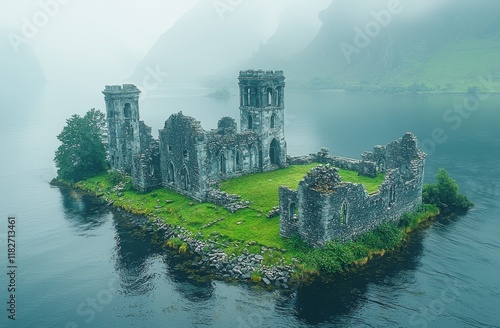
xmin=102 ymin=84 xmax=141 ymax=173
xmin=102 ymin=70 xmax=288 ymax=195
xmin=239 ymin=70 xmax=287 ymax=169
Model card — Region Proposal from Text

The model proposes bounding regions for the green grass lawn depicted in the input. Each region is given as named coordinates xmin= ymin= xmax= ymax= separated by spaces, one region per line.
xmin=74 ymin=164 xmax=385 ymax=264
xmin=220 ymin=164 xmax=385 ymax=212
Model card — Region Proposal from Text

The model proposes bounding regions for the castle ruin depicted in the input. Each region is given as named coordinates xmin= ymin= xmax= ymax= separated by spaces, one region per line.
xmin=103 ymin=70 xmax=287 ymax=199
xmin=280 ymin=133 xmax=425 ymax=246
xmin=103 ymin=70 xmax=426 ymax=247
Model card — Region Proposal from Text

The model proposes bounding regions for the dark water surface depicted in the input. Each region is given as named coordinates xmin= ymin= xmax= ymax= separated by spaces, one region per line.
xmin=0 ymin=84 xmax=499 ymax=327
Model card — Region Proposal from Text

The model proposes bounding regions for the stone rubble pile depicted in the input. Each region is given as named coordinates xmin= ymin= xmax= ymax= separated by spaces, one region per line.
xmin=205 ymin=188 xmax=250 ymax=213
xmin=123 ymin=216 xmax=296 ymax=288
xmin=266 ymin=206 xmax=280 ymax=218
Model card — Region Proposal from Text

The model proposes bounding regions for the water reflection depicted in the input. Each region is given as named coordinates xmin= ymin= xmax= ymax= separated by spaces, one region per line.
xmin=161 ymin=254 xmax=215 ymax=303
xmin=292 ymin=233 xmax=425 ymax=325
xmin=110 ymin=210 xmax=215 ymax=301
xmin=111 ymin=212 xmax=163 ymax=296
xmin=57 ymin=186 xmax=110 ymax=232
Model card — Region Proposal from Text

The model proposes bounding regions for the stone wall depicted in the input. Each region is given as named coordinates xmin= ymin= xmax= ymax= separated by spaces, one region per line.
xmin=130 ymin=121 xmax=162 ymax=192
xmin=159 ymin=112 xmax=206 ymax=200
xmin=103 ymin=84 xmax=141 ymax=173
xmin=105 ymin=70 xmax=288 ymax=201
xmin=158 ymin=112 xmax=284 ymax=201
xmin=204 ymin=122 xmax=261 ymax=181
xmin=239 ymin=70 xmax=287 ymax=171
xmin=280 ymin=133 xmax=426 ymax=246
xmin=278 ymin=187 xmax=299 ymax=237
xmin=287 ymin=147 xmax=377 ymax=178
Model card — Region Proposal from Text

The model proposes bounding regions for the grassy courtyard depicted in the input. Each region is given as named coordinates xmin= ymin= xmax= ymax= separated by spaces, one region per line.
xmin=220 ymin=164 xmax=385 ymax=212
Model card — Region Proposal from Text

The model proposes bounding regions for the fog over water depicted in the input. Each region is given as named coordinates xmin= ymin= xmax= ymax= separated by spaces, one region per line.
xmin=0 ymin=1 xmax=499 ymax=327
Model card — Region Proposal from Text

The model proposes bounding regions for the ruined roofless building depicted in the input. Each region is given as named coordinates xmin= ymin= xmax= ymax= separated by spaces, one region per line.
xmin=103 ymin=70 xmax=287 ymax=199
xmin=280 ymin=132 xmax=426 ymax=246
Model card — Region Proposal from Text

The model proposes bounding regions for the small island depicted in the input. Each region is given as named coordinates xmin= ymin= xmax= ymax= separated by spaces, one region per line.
xmin=52 ymin=70 xmax=473 ymax=288
xmin=206 ymin=88 xmax=231 ymax=99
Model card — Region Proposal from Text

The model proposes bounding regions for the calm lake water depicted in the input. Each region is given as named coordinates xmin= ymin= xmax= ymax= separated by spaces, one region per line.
xmin=0 ymin=83 xmax=499 ymax=327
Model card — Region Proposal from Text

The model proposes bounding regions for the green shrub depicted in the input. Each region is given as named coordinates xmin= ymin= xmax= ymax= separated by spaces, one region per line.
xmin=423 ymin=168 xmax=474 ymax=214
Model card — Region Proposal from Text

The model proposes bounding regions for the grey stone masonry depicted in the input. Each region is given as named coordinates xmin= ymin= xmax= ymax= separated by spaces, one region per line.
xmin=103 ymin=84 xmax=141 ymax=173
xmin=104 ymin=70 xmax=288 ymax=199
xmin=239 ymin=70 xmax=287 ymax=171
xmin=280 ymin=133 xmax=426 ymax=246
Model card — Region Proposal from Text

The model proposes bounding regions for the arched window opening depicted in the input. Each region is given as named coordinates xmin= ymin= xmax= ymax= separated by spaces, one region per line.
xmin=247 ymin=115 xmax=253 ymax=130
xmin=267 ymin=88 xmax=273 ymax=106
xmin=400 ymin=163 xmax=410 ymax=179
xmin=269 ymin=139 xmax=280 ymax=165
xmin=340 ymin=202 xmax=348 ymax=225
xmin=270 ymin=114 xmax=276 ymax=129
xmin=250 ymin=146 xmax=259 ymax=169
xmin=219 ymin=152 xmax=227 ymax=174
xmin=377 ymin=158 xmax=386 ymax=172
xmin=167 ymin=162 xmax=175 ymax=183
xmin=235 ymin=150 xmax=242 ymax=171
xmin=124 ymin=103 xmax=132 ymax=118
xmin=277 ymin=87 xmax=282 ymax=106
xmin=180 ymin=166 xmax=190 ymax=191
xmin=290 ymin=203 xmax=298 ymax=220
xmin=389 ymin=185 xmax=396 ymax=207
xmin=246 ymin=87 xmax=251 ymax=107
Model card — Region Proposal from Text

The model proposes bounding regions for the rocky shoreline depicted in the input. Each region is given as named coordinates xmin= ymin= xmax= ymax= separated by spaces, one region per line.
xmin=123 ymin=210 xmax=296 ymax=289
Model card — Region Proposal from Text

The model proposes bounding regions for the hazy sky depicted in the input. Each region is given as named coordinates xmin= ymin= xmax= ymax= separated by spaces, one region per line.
xmin=1 ymin=0 xmax=199 ymax=83
xmin=1 ymin=0 xmax=301 ymax=85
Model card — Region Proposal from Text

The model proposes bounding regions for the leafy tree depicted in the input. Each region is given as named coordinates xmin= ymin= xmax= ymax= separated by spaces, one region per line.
xmin=422 ymin=168 xmax=474 ymax=214
xmin=54 ymin=108 xmax=108 ymax=182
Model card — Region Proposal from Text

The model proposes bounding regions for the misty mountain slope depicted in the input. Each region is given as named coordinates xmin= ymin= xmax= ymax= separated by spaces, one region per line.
xmin=134 ymin=0 xmax=500 ymax=93
xmin=280 ymin=0 xmax=500 ymax=92
xmin=131 ymin=0 xmax=283 ymax=85
xmin=132 ymin=0 xmax=331 ymax=86
xmin=247 ymin=0 xmax=331 ymax=69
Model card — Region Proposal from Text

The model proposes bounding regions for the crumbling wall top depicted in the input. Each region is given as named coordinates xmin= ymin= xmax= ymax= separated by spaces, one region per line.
xmin=239 ymin=69 xmax=285 ymax=79
xmin=103 ymin=84 xmax=141 ymax=95
xmin=303 ymin=164 xmax=342 ymax=193
xmin=217 ymin=117 xmax=237 ymax=135
xmin=163 ymin=111 xmax=205 ymax=136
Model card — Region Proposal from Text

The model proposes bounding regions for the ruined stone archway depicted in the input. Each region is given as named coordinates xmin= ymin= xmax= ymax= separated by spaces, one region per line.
xmin=377 ymin=158 xmax=386 ymax=172
xmin=219 ymin=152 xmax=227 ymax=174
xmin=271 ymin=113 xmax=276 ymax=128
xmin=180 ymin=166 xmax=190 ymax=191
xmin=269 ymin=138 xmax=280 ymax=165
xmin=389 ymin=185 xmax=396 ymax=207
xmin=250 ymin=146 xmax=259 ymax=169
xmin=235 ymin=149 xmax=242 ymax=172
xmin=167 ymin=162 xmax=175 ymax=183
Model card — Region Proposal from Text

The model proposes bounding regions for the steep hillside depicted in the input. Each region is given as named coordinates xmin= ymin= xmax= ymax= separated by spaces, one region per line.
xmin=131 ymin=0 xmax=284 ymax=84
xmin=132 ymin=0 xmax=329 ymax=87
xmin=276 ymin=0 xmax=500 ymax=92
xmin=134 ymin=0 xmax=500 ymax=93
